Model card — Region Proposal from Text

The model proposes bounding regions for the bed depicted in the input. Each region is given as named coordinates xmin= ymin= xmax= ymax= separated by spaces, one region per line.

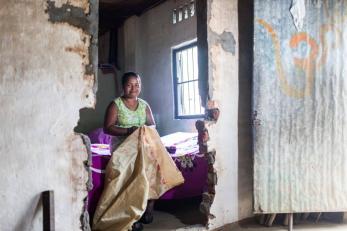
xmin=87 ymin=128 xmax=208 ymax=217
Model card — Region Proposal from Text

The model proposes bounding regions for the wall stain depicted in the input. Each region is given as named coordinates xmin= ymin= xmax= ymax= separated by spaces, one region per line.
xmin=65 ymin=45 xmax=89 ymax=65
xmin=210 ymin=30 xmax=236 ymax=55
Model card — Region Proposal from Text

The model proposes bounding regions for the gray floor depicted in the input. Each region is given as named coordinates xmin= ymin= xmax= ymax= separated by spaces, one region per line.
xmin=145 ymin=211 xmax=347 ymax=231
xmin=144 ymin=197 xmax=205 ymax=230
xmin=144 ymin=210 xmax=197 ymax=230
xmin=228 ymin=222 xmax=347 ymax=231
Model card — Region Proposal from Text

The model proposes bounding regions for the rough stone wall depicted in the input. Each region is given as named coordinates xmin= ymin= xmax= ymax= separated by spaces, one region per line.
xmin=0 ymin=1 xmax=96 ymax=230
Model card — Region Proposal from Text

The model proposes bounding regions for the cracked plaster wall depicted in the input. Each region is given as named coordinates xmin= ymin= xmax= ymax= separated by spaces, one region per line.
xmin=0 ymin=0 xmax=96 ymax=230
xmin=203 ymin=0 xmax=241 ymax=228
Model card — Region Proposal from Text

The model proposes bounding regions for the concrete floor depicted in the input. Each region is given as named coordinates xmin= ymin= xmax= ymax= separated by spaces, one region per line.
xmin=225 ymin=222 xmax=347 ymax=231
xmin=143 ymin=198 xmax=347 ymax=231
xmin=144 ymin=210 xmax=347 ymax=231
xmin=144 ymin=197 xmax=205 ymax=230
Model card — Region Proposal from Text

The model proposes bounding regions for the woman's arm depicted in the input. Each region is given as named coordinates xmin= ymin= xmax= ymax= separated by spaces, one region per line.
xmin=104 ymin=102 xmax=133 ymax=136
xmin=145 ymin=105 xmax=156 ymax=126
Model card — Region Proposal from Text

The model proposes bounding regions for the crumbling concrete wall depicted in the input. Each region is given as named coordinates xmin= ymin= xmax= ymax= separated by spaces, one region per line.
xmin=0 ymin=0 xmax=97 ymax=230
xmin=197 ymin=0 xmax=241 ymax=228
xmin=206 ymin=0 xmax=239 ymax=227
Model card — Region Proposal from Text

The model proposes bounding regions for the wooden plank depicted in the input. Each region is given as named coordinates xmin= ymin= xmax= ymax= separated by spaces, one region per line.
xmin=288 ymin=213 xmax=293 ymax=231
xmin=315 ymin=212 xmax=322 ymax=223
xmin=259 ymin=214 xmax=266 ymax=225
xmin=42 ymin=190 xmax=55 ymax=231
xmin=266 ymin=214 xmax=276 ymax=227
xmin=343 ymin=212 xmax=347 ymax=223
xmin=284 ymin=214 xmax=289 ymax=226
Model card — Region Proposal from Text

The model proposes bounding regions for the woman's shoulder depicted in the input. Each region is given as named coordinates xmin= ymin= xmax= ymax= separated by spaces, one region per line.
xmin=114 ymin=97 xmax=122 ymax=102
xmin=113 ymin=97 xmax=122 ymax=105
xmin=138 ymin=98 xmax=149 ymax=107
xmin=112 ymin=97 xmax=124 ymax=111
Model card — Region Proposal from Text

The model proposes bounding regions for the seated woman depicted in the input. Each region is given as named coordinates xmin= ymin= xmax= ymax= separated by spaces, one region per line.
xmin=104 ymin=72 xmax=156 ymax=151
xmin=92 ymin=72 xmax=184 ymax=231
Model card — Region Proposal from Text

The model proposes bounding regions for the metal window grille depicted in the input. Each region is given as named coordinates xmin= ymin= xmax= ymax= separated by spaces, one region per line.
xmin=173 ymin=42 xmax=204 ymax=119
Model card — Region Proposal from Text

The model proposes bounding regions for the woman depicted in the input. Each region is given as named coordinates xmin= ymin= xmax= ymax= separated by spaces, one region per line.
xmin=104 ymin=72 xmax=155 ymax=140
xmin=93 ymin=72 xmax=184 ymax=231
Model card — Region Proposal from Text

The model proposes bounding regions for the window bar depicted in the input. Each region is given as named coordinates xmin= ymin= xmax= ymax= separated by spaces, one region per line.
xmin=185 ymin=52 xmax=188 ymax=115
xmin=180 ymin=51 xmax=186 ymax=115
xmin=191 ymin=47 xmax=197 ymax=115
xmin=186 ymin=48 xmax=191 ymax=115
xmin=190 ymin=48 xmax=195 ymax=114
xmin=178 ymin=7 xmax=183 ymax=22
xmin=177 ymin=53 xmax=182 ymax=115
xmin=172 ymin=9 xmax=177 ymax=24
xmin=189 ymin=48 xmax=193 ymax=114
xmin=184 ymin=4 xmax=189 ymax=19
xmin=192 ymin=47 xmax=198 ymax=114
xmin=195 ymin=46 xmax=203 ymax=114
xmin=181 ymin=54 xmax=186 ymax=116
xmin=190 ymin=0 xmax=195 ymax=17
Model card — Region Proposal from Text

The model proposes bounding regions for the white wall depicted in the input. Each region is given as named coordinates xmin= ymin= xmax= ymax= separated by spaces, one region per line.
xmin=0 ymin=1 xmax=94 ymax=230
xmin=119 ymin=0 xmax=198 ymax=136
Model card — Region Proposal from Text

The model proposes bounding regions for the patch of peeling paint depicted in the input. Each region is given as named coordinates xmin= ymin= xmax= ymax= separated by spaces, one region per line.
xmin=45 ymin=1 xmax=90 ymax=32
xmin=209 ymin=30 xmax=236 ymax=55
xmin=68 ymin=0 xmax=90 ymax=14
xmin=45 ymin=0 xmax=98 ymax=93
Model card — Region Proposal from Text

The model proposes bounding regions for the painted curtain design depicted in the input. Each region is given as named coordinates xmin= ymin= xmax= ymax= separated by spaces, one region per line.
xmin=254 ymin=0 xmax=347 ymax=213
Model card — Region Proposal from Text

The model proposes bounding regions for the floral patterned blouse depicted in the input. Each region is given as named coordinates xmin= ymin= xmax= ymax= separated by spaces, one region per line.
xmin=114 ymin=97 xmax=147 ymax=128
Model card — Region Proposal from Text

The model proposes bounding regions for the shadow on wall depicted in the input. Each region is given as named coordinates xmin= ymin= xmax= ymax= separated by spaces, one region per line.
xmin=75 ymin=68 xmax=120 ymax=134
xmin=14 ymin=194 xmax=42 ymax=231
xmin=238 ymin=0 xmax=254 ymax=220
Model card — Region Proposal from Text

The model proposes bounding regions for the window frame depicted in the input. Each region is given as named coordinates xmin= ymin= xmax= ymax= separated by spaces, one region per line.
xmin=172 ymin=41 xmax=204 ymax=120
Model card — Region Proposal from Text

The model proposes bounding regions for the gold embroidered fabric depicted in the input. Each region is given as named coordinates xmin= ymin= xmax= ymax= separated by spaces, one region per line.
xmin=92 ymin=126 xmax=184 ymax=231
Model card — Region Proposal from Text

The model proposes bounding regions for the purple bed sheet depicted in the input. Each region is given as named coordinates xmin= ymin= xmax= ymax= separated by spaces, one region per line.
xmin=87 ymin=128 xmax=208 ymax=216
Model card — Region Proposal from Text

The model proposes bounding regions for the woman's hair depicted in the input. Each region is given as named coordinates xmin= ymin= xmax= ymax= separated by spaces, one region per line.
xmin=122 ymin=72 xmax=141 ymax=87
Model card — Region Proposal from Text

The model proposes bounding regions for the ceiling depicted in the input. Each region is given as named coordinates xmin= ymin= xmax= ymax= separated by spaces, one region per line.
xmin=99 ymin=0 xmax=167 ymax=31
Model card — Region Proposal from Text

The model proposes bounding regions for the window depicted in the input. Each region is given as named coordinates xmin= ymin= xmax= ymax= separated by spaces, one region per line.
xmin=173 ymin=42 xmax=204 ymax=119
xmin=172 ymin=1 xmax=195 ymax=24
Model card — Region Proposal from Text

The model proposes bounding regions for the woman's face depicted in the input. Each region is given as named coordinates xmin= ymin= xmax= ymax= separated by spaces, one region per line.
xmin=123 ymin=76 xmax=141 ymax=98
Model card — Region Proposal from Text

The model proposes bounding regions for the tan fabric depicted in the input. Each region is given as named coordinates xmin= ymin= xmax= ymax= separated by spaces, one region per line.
xmin=92 ymin=126 xmax=184 ymax=231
